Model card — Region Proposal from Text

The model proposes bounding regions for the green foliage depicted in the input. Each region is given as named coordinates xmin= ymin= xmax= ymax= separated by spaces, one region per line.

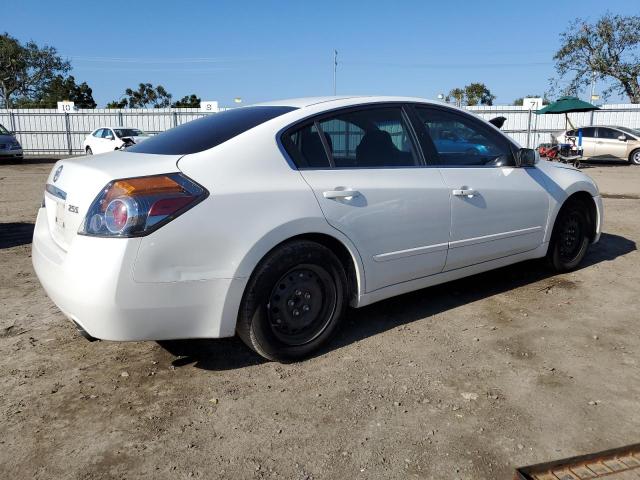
xmin=172 ymin=94 xmax=201 ymax=108
xmin=447 ymin=83 xmax=495 ymax=106
xmin=0 ymin=32 xmax=71 ymax=108
xmin=14 ymin=75 xmax=96 ymax=108
xmin=107 ymin=83 xmax=173 ymax=108
xmin=553 ymin=14 xmax=640 ymax=103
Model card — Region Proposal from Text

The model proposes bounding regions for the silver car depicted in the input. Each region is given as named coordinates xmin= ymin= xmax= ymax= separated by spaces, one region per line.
xmin=557 ymin=125 xmax=640 ymax=165
xmin=0 ymin=123 xmax=23 ymax=161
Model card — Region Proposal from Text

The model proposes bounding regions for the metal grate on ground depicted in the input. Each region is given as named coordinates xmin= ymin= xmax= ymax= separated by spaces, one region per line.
xmin=515 ymin=444 xmax=640 ymax=479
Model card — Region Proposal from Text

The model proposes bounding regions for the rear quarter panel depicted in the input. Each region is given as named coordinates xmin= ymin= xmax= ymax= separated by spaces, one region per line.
xmin=133 ymin=125 xmax=366 ymax=296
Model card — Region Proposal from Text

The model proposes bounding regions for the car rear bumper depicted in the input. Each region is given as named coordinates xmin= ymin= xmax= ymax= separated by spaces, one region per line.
xmin=32 ymin=208 xmax=244 ymax=341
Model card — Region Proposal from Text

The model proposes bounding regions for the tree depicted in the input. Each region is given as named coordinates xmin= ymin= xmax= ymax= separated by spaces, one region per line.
xmin=513 ymin=94 xmax=551 ymax=106
xmin=464 ymin=83 xmax=496 ymax=106
xmin=107 ymin=83 xmax=173 ymax=108
xmin=553 ymin=14 xmax=640 ymax=103
xmin=172 ymin=94 xmax=201 ymax=108
xmin=14 ymin=75 xmax=96 ymax=108
xmin=446 ymin=83 xmax=495 ymax=106
xmin=0 ymin=32 xmax=70 ymax=108
xmin=447 ymin=88 xmax=465 ymax=107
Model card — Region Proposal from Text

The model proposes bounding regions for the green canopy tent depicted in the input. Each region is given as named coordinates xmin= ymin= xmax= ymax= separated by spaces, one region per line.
xmin=536 ymin=96 xmax=600 ymax=131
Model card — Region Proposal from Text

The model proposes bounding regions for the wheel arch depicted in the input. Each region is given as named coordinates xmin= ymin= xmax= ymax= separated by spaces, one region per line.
xmin=234 ymin=223 xmax=366 ymax=305
xmin=549 ymin=190 xmax=598 ymax=244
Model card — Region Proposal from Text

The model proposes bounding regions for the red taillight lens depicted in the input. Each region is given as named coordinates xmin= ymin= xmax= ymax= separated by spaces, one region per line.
xmin=80 ymin=173 xmax=207 ymax=237
xmin=148 ymin=196 xmax=194 ymax=217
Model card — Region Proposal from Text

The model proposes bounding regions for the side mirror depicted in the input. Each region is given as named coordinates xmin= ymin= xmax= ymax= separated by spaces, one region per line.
xmin=516 ymin=148 xmax=539 ymax=167
xmin=618 ymin=134 xmax=627 ymax=141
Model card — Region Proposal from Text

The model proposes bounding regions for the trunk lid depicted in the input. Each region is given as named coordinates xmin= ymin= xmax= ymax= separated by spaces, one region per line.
xmin=43 ymin=151 xmax=182 ymax=251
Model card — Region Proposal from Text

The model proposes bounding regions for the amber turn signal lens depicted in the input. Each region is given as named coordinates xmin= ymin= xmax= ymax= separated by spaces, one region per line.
xmin=103 ymin=175 xmax=184 ymax=209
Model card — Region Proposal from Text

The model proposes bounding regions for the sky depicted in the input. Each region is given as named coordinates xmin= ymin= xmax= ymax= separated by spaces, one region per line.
xmin=5 ymin=0 xmax=637 ymax=107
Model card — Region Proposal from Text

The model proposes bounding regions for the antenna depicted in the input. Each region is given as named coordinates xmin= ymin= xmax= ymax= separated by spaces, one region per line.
xmin=333 ymin=49 xmax=338 ymax=96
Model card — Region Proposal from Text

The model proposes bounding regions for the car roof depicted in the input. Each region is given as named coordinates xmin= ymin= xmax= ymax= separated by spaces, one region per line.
xmin=253 ymin=95 xmax=441 ymax=109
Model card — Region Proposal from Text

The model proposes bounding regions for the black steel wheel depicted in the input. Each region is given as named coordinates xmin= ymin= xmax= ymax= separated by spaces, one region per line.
xmin=86 ymin=146 xmax=93 ymax=155
xmin=547 ymin=199 xmax=591 ymax=272
xmin=237 ymin=240 xmax=348 ymax=362
xmin=267 ymin=264 xmax=337 ymax=346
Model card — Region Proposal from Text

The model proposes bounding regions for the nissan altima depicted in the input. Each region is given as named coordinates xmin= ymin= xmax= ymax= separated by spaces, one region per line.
xmin=32 ymin=96 xmax=603 ymax=361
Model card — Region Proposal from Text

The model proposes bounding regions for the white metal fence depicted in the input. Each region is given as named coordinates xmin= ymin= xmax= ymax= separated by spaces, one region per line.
xmin=2 ymin=104 xmax=640 ymax=155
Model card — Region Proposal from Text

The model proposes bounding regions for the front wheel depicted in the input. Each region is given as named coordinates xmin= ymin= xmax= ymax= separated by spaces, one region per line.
xmin=547 ymin=199 xmax=591 ymax=272
xmin=237 ymin=240 xmax=348 ymax=362
xmin=86 ymin=146 xmax=93 ymax=155
xmin=629 ymin=149 xmax=640 ymax=165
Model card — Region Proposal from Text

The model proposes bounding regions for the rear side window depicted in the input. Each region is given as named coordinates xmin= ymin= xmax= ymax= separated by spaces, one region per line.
xmin=283 ymin=106 xmax=419 ymax=169
xmin=581 ymin=127 xmax=596 ymax=137
xmin=128 ymin=106 xmax=297 ymax=155
xmin=320 ymin=108 xmax=418 ymax=168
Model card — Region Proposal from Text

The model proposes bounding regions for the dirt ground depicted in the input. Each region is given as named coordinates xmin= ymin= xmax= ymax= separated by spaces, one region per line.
xmin=1 ymin=158 xmax=639 ymax=480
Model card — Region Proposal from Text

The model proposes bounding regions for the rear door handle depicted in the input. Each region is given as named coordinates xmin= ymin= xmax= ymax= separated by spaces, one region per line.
xmin=323 ymin=189 xmax=360 ymax=200
xmin=452 ymin=188 xmax=475 ymax=198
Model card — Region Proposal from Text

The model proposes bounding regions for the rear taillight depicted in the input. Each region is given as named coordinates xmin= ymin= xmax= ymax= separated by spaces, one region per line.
xmin=79 ymin=173 xmax=207 ymax=237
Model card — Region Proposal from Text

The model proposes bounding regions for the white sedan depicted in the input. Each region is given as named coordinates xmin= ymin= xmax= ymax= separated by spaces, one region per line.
xmin=33 ymin=96 xmax=603 ymax=361
xmin=82 ymin=127 xmax=149 ymax=154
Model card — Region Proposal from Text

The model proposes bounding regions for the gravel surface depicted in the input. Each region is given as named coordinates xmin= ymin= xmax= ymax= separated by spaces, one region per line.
xmin=1 ymin=158 xmax=638 ymax=479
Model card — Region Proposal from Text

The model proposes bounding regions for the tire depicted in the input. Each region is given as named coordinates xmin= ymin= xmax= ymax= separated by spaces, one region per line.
xmin=237 ymin=240 xmax=348 ymax=362
xmin=547 ymin=199 xmax=591 ymax=272
xmin=629 ymin=149 xmax=640 ymax=165
xmin=86 ymin=147 xmax=93 ymax=155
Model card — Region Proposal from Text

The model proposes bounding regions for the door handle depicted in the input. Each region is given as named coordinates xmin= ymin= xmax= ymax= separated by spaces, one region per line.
xmin=323 ymin=189 xmax=360 ymax=200
xmin=452 ymin=188 xmax=475 ymax=198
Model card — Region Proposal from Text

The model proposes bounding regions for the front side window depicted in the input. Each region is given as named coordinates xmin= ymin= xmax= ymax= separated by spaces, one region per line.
xmin=0 ymin=124 xmax=10 ymax=135
xmin=617 ymin=126 xmax=640 ymax=139
xmin=319 ymin=107 xmax=419 ymax=168
xmin=415 ymin=107 xmax=513 ymax=166
xmin=598 ymin=127 xmax=621 ymax=140
xmin=102 ymin=129 xmax=114 ymax=139
xmin=93 ymin=129 xmax=104 ymax=138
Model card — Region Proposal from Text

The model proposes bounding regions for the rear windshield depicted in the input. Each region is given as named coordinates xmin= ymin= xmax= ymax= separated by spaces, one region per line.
xmin=115 ymin=128 xmax=146 ymax=138
xmin=127 ymin=106 xmax=297 ymax=155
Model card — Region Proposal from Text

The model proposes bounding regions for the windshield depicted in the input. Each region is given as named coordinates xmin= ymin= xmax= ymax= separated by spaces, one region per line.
xmin=114 ymin=128 xmax=146 ymax=138
xmin=0 ymin=124 xmax=10 ymax=135
xmin=127 ymin=106 xmax=297 ymax=155
xmin=617 ymin=127 xmax=640 ymax=138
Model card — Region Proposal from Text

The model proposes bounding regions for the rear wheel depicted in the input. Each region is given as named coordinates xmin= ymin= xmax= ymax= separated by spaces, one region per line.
xmin=86 ymin=146 xmax=93 ymax=155
xmin=629 ymin=149 xmax=640 ymax=165
xmin=547 ymin=199 xmax=591 ymax=272
xmin=237 ymin=240 xmax=347 ymax=362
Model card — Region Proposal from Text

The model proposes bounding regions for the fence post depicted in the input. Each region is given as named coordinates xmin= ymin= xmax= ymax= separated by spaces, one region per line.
xmin=64 ymin=112 xmax=73 ymax=155
xmin=9 ymin=110 xmax=16 ymax=133
xmin=172 ymin=111 xmax=178 ymax=128
xmin=526 ymin=108 xmax=532 ymax=148
xmin=589 ymin=110 xmax=595 ymax=126
xmin=118 ymin=110 xmax=124 ymax=126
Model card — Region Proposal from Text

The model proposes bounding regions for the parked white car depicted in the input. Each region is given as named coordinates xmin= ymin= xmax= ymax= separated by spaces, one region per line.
xmin=33 ymin=96 xmax=603 ymax=361
xmin=555 ymin=125 xmax=640 ymax=164
xmin=82 ymin=127 xmax=149 ymax=155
